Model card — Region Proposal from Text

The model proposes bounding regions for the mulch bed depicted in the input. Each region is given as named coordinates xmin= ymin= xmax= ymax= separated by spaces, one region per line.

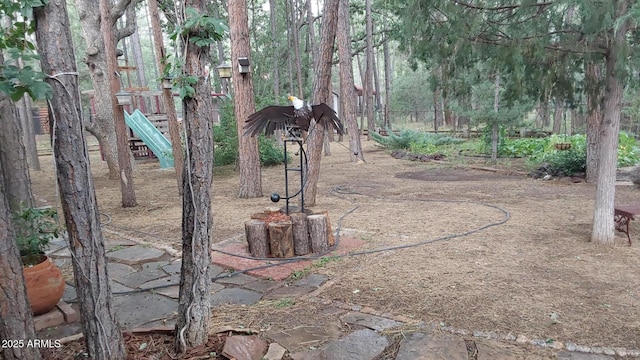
xmin=41 ymin=329 xmax=229 ymax=360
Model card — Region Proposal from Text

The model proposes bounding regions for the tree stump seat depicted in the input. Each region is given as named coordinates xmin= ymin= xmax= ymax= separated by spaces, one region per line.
xmin=245 ymin=209 xmax=333 ymax=258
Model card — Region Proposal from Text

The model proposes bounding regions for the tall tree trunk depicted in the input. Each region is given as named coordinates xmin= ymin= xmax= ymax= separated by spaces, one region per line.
xmin=337 ymin=0 xmax=364 ymax=162
xmin=433 ymin=86 xmax=441 ymax=132
xmin=552 ymin=99 xmax=563 ymax=134
xmin=491 ymin=72 xmax=501 ymax=164
xmin=285 ymin=0 xmax=295 ymax=92
xmin=569 ymin=108 xmax=576 ymax=136
xmin=230 ymin=0 xmax=262 ymax=198
xmin=536 ymin=96 xmax=550 ymax=128
xmin=364 ymin=0 xmax=374 ymax=139
xmin=99 ymin=0 xmax=137 ymax=207
xmin=355 ymin=54 xmax=365 ymax=131
xmin=269 ymin=0 xmax=280 ymax=99
xmin=0 ymin=53 xmax=34 ymax=212
xmin=17 ymin=93 xmax=41 ymax=171
xmin=305 ymin=0 xmax=317 ymax=61
xmin=129 ymin=17 xmax=150 ymax=112
xmin=149 ymin=0 xmax=185 ymax=195
xmin=383 ymin=31 xmax=392 ymax=129
xmin=0 ymin=179 xmax=40 ymax=360
xmin=585 ymin=61 xmax=603 ymax=183
xmin=304 ymin=0 xmax=339 ymax=206
xmin=591 ymin=0 xmax=629 ymax=245
xmin=73 ymin=0 xmax=119 ymax=178
xmin=174 ymin=0 xmax=215 ymax=353
xmin=290 ymin=0 xmax=304 ymax=97
xmin=373 ymin=48 xmax=382 ymax=111
xmin=34 ymin=0 xmax=126 ymax=358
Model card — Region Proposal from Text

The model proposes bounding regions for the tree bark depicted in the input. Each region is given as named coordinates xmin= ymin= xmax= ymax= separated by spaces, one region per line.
xmin=148 ymin=0 xmax=185 ymax=195
xmin=229 ymin=0 xmax=262 ymax=198
xmin=373 ymin=47 xmax=382 ymax=112
xmin=34 ymin=0 xmax=126 ymax=358
xmin=99 ymin=0 xmax=137 ymax=208
xmin=245 ymin=220 xmax=269 ymax=258
xmin=536 ymin=97 xmax=550 ymax=128
xmin=175 ymin=0 xmax=215 ymax=351
xmin=365 ymin=0 xmax=375 ymax=139
xmin=0 ymin=177 xmax=40 ymax=360
xmin=308 ymin=214 xmax=329 ymax=253
xmin=305 ymin=0 xmax=317 ymax=67
xmin=591 ymin=0 xmax=629 ymax=245
xmin=0 ymin=60 xmax=34 ymax=212
xmin=491 ymin=73 xmax=501 ymax=164
xmin=337 ymin=0 xmax=364 ymax=162
xmin=269 ymin=0 xmax=280 ymax=99
xmin=315 ymin=209 xmax=335 ymax=246
xmin=268 ymin=221 xmax=294 ymax=258
xmin=290 ymin=212 xmax=310 ymax=255
xmin=585 ymin=61 xmax=603 ymax=184
xmin=552 ymin=99 xmax=563 ymax=134
xmin=304 ymin=0 xmax=339 ymax=206
xmin=383 ymin=29 xmax=392 ymax=130
xmin=290 ymin=0 xmax=304 ymax=97
xmin=73 ymin=0 xmax=120 ymax=178
xmin=129 ymin=22 xmax=148 ymax=90
xmin=17 ymin=93 xmax=41 ymax=171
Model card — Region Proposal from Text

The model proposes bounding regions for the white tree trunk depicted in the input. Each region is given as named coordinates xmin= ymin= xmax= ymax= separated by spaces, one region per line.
xmin=591 ymin=0 xmax=629 ymax=245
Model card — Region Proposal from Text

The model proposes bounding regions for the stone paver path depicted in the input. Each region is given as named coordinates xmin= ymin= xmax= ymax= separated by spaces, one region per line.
xmin=43 ymin=241 xmax=637 ymax=360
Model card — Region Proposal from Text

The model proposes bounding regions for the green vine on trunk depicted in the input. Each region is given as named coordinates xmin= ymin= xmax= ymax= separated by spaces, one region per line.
xmin=162 ymin=7 xmax=228 ymax=100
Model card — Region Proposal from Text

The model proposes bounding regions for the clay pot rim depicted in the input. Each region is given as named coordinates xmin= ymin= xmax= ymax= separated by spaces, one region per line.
xmin=21 ymin=253 xmax=47 ymax=267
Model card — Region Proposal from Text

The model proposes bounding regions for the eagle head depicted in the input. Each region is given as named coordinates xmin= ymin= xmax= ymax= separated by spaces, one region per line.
xmin=288 ymin=95 xmax=305 ymax=110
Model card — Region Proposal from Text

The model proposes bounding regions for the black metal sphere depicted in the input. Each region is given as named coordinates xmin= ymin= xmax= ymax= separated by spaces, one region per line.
xmin=270 ymin=193 xmax=281 ymax=203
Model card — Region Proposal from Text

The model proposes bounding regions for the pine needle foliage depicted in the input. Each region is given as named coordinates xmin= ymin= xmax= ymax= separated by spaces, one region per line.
xmin=371 ymin=129 xmax=464 ymax=151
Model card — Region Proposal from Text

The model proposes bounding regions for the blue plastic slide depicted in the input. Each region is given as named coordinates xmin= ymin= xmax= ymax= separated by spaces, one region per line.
xmin=124 ymin=110 xmax=174 ymax=168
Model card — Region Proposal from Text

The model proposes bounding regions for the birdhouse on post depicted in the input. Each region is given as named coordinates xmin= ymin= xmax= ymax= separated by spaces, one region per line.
xmin=238 ymin=57 xmax=250 ymax=74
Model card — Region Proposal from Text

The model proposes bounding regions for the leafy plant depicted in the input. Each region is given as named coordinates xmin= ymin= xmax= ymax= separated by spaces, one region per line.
xmin=13 ymin=206 xmax=60 ymax=261
xmin=258 ymin=136 xmax=286 ymax=166
xmin=0 ymin=0 xmax=52 ymax=100
xmin=500 ymin=137 xmax=548 ymax=158
xmin=163 ymin=7 xmax=228 ymax=100
xmin=526 ymin=133 xmax=639 ymax=176
xmin=544 ymin=146 xmax=587 ymax=176
xmin=213 ymin=102 xmax=287 ymax=167
xmin=212 ymin=105 xmax=239 ymax=166
xmin=617 ymin=132 xmax=640 ymax=167
xmin=371 ymin=128 xmax=463 ymax=153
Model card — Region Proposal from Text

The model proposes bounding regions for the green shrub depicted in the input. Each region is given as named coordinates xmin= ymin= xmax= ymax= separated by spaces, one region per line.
xmin=617 ymin=132 xmax=640 ymax=167
xmin=213 ymin=102 xmax=287 ymax=167
xmin=371 ymin=128 xmax=463 ymax=154
xmin=500 ymin=137 xmax=549 ymax=158
xmin=212 ymin=107 xmax=238 ymax=166
xmin=13 ymin=206 xmax=60 ymax=258
xmin=259 ymin=137 xmax=286 ymax=166
xmin=544 ymin=146 xmax=587 ymax=176
xmin=527 ymin=133 xmax=639 ymax=175
xmin=478 ymin=125 xmax=507 ymax=155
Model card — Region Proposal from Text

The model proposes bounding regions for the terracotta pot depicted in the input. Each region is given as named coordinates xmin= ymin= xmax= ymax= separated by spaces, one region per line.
xmin=22 ymin=255 xmax=65 ymax=316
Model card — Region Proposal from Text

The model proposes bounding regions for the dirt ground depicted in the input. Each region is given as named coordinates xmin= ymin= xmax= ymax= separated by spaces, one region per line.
xmin=31 ymin=135 xmax=640 ymax=351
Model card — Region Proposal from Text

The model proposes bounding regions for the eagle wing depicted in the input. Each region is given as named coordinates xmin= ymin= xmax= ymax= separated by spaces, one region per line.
xmin=244 ymin=105 xmax=296 ymax=136
xmin=311 ymin=103 xmax=345 ymax=135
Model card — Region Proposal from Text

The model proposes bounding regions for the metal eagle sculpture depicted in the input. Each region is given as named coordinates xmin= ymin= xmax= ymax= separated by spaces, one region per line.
xmin=243 ymin=95 xmax=345 ymax=137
